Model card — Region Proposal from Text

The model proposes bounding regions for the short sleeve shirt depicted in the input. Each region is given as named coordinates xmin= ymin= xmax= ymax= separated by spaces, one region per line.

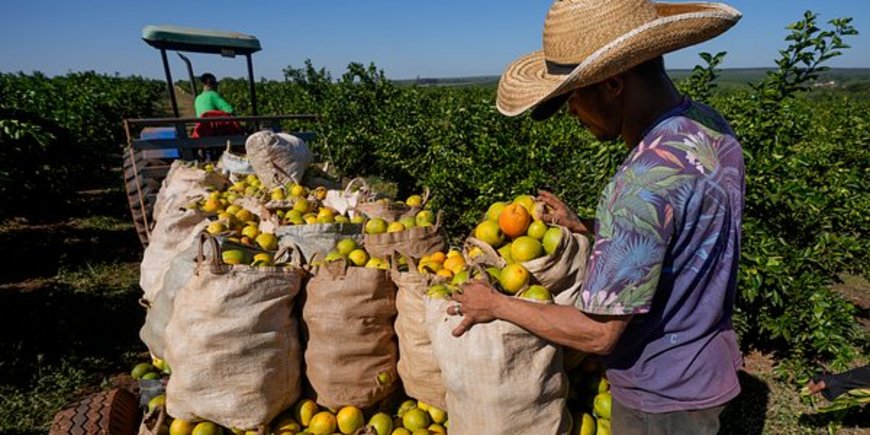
xmin=195 ymin=90 xmax=234 ymax=117
xmin=577 ymin=99 xmax=745 ymax=413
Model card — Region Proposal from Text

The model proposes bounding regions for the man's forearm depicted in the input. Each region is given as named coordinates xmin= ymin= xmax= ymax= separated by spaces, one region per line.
xmin=492 ymin=295 xmax=629 ymax=355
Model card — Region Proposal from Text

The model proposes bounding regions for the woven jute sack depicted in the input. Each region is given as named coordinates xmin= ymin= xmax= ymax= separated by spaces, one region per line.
xmin=153 ymin=161 xmax=227 ymax=223
xmin=139 ymin=206 xmax=212 ymax=304
xmin=462 ymin=227 xmax=591 ymax=371
xmin=276 ymin=223 xmax=364 ymax=264
xmin=165 ymin=235 xmax=305 ymax=431
xmin=463 ymin=225 xmax=589 ymax=297
xmin=425 ymin=294 xmax=571 ymax=435
xmin=390 ymin=258 xmax=447 ymax=410
xmin=354 ymin=187 xmax=429 ymax=223
xmin=425 ymin=284 xmax=573 ymax=435
xmin=303 ymin=258 xmax=399 ymax=409
xmin=139 ymin=217 xmax=210 ymax=359
xmin=363 ymin=211 xmax=446 ymax=260
xmin=245 ymin=130 xmax=312 ymax=189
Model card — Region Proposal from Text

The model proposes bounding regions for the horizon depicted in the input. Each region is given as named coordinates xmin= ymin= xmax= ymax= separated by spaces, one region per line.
xmin=1 ymin=1 xmax=868 ymax=81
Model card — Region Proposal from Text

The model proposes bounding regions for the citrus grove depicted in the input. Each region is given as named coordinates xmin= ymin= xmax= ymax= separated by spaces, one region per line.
xmin=0 ymin=9 xmax=866 ymax=434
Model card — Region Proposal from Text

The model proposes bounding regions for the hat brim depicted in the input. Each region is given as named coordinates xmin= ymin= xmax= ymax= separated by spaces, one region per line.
xmin=497 ymin=2 xmax=741 ymax=118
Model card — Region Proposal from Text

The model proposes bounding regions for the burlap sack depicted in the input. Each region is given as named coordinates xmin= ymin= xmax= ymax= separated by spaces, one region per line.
xmin=425 ymin=294 xmax=572 ymax=435
xmin=165 ymin=235 xmax=305 ymax=431
xmin=139 ymin=206 xmax=211 ymax=303
xmin=245 ymin=130 xmax=312 ymax=189
xmin=390 ymin=258 xmax=447 ymax=410
xmin=303 ymin=259 xmax=398 ymax=409
xmin=276 ymin=223 xmax=364 ymax=264
xmin=139 ymin=217 xmax=210 ymax=359
xmin=153 ymin=160 xmax=227 ymax=223
xmin=363 ymin=212 xmax=446 ymax=260
xmin=463 ymin=226 xmax=590 ymax=298
xmin=354 ymin=188 xmax=428 ymax=223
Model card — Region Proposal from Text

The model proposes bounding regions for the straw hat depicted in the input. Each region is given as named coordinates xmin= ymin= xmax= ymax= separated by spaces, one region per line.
xmin=497 ymin=0 xmax=741 ymax=119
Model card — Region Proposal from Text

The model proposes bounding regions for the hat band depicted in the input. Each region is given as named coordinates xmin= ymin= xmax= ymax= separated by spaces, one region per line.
xmin=545 ymin=60 xmax=580 ymax=75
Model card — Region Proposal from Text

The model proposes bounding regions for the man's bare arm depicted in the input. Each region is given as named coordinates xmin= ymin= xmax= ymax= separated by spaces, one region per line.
xmin=450 ymin=281 xmax=631 ymax=355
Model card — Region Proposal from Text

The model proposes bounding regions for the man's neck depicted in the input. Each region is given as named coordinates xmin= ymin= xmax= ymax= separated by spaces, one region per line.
xmin=621 ymin=77 xmax=683 ymax=149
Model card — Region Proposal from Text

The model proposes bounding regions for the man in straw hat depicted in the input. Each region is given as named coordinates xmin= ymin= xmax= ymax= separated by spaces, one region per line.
xmin=449 ymin=0 xmax=745 ymax=432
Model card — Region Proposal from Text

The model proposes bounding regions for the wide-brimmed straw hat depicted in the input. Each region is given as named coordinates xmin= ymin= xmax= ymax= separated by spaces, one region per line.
xmin=497 ymin=0 xmax=741 ymax=120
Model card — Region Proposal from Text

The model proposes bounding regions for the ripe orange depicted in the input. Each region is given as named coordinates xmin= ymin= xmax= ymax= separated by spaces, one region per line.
xmin=498 ymin=203 xmax=532 ymax=239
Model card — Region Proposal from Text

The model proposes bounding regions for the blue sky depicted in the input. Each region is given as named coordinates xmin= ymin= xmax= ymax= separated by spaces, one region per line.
xmin=1 ymin=0 xmax=868 ymax=80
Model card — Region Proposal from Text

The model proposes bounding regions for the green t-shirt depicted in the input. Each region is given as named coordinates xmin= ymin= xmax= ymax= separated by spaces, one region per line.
xmin=194 ymin=90 xmax=234 ymax=117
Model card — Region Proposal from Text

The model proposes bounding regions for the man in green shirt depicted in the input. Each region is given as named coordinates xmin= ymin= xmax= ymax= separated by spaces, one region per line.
xmin=194 ymin=73 xmax=234 ymax=117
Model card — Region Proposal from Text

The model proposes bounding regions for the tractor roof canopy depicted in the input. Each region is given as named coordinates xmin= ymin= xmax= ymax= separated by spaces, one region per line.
xmin=142 ymin=25 xmax=261 ymax=56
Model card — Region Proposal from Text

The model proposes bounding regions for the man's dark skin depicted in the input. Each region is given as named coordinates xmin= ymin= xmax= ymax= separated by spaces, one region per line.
xmin=449 ymin=58 xmax=684 ymax=355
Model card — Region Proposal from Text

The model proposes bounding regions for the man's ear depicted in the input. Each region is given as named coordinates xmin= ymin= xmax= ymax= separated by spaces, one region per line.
xmin=601 ymin=75 xmax=625 ymax=100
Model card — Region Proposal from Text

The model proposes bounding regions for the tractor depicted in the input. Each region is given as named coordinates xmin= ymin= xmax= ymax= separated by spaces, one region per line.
xmin=122 ymin=24 xmax=317 ymax=247
xmin=49 ymin=25 xmax=318 ymax=434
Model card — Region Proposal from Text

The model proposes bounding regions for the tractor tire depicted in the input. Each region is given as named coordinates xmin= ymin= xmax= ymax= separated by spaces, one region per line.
xmin=123 ymin=148 xmax=171 ymax=247
xmin=49 ymin=388 xmax=141 ymax=435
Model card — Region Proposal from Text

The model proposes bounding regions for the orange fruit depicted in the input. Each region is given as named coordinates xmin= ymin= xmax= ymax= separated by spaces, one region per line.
xmin=527 ymin=220 xmax=548 ymax=240
xmin=511 ymin=236 xmax=544 ymax=262
xmin=499 ymin=263 xmax=530 ymax=294
xmin=169 ymin=418 xmax=195 ymax=435
xmin=309 ymin=411 xmax=337 ymax=434
xmin=443 ymin=255 xmax=466 ymax=273
xmin=542 ymin=226 xmax=562 ymax=255
xmin=474 ymin=220 xmax=505 ymax=247
xmin=486 ymin=201 xmax=508 ymax=222
xmin=336 ymin=406 xmax=364 ymax=434
xmin=498 ymin=203 xmax=532 ymax=239
xmin=365 ymin=218 xmax=388 ymax=234
xmin=191 ymin=422 xmax=221 ymax=435
xmin=368 ymin=412 xmax=393 ymax=435
xmin=429 ymin=252 xmax=447 ymax=264
xmin=520 ymin=285 xmax=552 ymax=301
xmin=401 ymin=408 xmax=430 ymax=431
xmin=294 ymin=399 xmax=318 ymax=426
xmin=594 ymin=391 xmax=612 ymax=420
xmin=513 ymin=195 xmax=536 ymax=213
xmin=387 ymin=222 xmax=406 ymax=233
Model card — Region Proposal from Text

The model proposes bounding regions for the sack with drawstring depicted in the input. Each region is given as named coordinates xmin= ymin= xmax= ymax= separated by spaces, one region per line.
xmin=164 ymin=234 xmax=305 ymax=431
xmin=245 ymin=130 xmax=312 ymax=189
xmin=303 ymin=257 xmax=399 ymax=409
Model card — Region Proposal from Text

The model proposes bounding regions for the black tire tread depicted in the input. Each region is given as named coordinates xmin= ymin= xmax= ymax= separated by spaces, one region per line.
xmin=49 ymin=388 xmax=141 ymax=435
xmin=123 ymin=147 xmax=172 ymax=248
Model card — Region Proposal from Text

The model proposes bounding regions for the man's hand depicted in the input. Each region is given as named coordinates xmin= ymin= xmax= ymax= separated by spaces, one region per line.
xmin=447 ymin=280 xmax=504 ymax=337
xmin=537 ymin=190 xmax=590 ymax=234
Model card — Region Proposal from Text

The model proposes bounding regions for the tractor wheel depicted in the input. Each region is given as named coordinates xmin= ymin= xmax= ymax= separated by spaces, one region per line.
xmin=49 ymin=388 xmax=141 ymax=435
xmin=123 ymin=148 xmax=170 ymax=247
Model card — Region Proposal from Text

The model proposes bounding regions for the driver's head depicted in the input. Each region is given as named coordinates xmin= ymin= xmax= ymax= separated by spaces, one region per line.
xmin=200 ymin=73 xmax=218 ymax=90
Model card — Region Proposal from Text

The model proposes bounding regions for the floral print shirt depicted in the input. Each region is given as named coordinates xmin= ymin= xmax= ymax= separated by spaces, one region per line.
xmin=578 ymin=99 xmax=745 ymax=412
